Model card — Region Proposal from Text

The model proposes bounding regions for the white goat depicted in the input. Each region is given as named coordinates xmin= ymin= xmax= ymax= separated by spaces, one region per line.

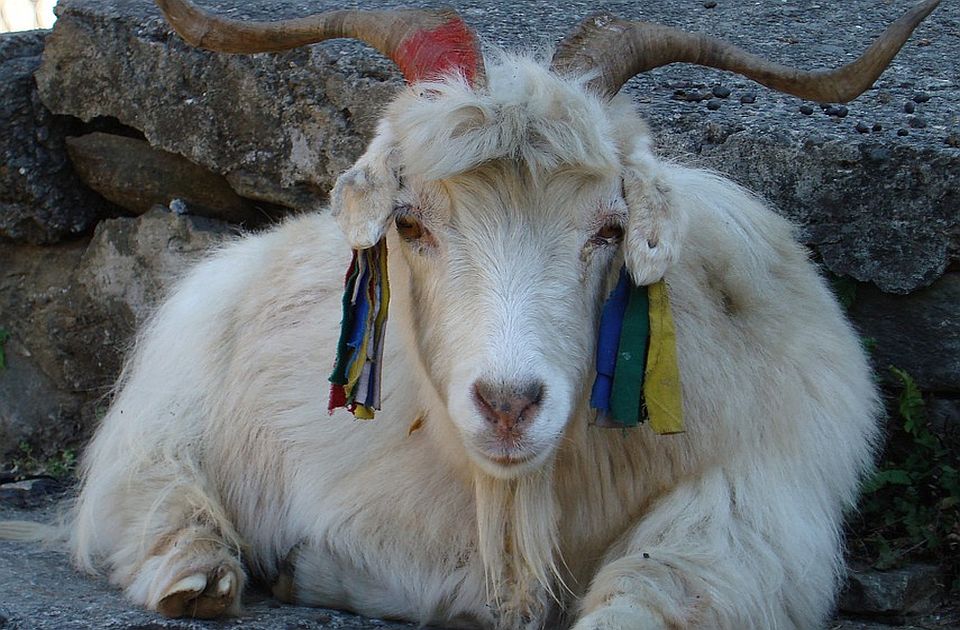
xmin=4 ymin=0 xmax=942 ymax=628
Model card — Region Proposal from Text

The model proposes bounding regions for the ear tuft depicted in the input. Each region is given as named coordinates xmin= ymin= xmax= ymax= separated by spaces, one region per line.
xmin=330 ymin=121 xmax=400 ymax=250
xmin=622 ymin=152 xmax=686 ymax=285
xmin=331 ymin=165 xmax=398 ymax=249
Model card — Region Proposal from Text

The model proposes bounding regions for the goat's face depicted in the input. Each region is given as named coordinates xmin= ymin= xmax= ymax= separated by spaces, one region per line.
xmin=331 ymin=57 xmax=682 ymax=478
xmin=395 ymin=164 xmax=623 ymax=478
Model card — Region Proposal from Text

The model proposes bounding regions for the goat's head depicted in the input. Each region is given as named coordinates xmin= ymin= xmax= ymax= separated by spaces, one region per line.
xmin=331 ymin=62 xmax=678 ymax=478
xmin=158 ymin=0 xmax=940 ymax=478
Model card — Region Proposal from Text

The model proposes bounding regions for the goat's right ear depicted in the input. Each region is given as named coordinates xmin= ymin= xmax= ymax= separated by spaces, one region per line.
xmin=621 ymin=147 xmax=687 ymax=286
xmin=330 ymin=123 xmax=400 ymax=249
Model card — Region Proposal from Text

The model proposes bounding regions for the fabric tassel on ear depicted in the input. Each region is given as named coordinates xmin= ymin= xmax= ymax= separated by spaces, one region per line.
xmin=590 ymin=265 xmax=684 ymax=434
xmin=329 ymin=239 xmax=390 ymax=420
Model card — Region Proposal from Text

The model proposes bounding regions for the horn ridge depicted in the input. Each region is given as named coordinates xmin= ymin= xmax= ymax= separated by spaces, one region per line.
xmin=551 ymin=0 xmax=941 ymax=102
xmin=155 ymin=0 xmax=484 ymax=86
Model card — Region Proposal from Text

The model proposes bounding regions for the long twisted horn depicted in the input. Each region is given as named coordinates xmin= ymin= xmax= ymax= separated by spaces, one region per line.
xmin=156 ymin=0 xmax=484 ymax=86
xmin=551 ymin=0 xmax=940 ymax=102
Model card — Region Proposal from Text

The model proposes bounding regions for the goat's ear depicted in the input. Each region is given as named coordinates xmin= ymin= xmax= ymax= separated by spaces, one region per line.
xmin=621 ymin=149 xmax=687 ymax=286
xmin=331 ymin=123 xmax=400 ymax=249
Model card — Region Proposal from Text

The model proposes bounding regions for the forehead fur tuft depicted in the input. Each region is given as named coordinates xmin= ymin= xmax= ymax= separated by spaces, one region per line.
xmin=386 ymin=53 xmax=642 ymax=181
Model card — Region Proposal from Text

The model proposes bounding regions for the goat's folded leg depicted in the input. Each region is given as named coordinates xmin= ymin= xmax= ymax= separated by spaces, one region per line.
xmin=119 ymin=518 xmax=245 ymax=619
xmin=573 ymin=466 xmax=843 ymax=629
xmin=71 ymin=453 xmax=247 ymax=619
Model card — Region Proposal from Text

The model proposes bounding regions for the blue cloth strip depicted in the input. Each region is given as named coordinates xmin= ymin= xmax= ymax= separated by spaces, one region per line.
xmin=590 ymin=267 xmax=630 ymax=413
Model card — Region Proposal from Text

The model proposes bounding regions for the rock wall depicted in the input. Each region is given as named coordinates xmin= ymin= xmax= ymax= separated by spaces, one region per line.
xmin=1 ymin=0 xmax=958 ymax=463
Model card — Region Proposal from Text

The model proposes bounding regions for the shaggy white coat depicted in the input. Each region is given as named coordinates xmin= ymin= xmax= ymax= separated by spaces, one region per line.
xmin=24 ymin=55 xmax=880 ymax=629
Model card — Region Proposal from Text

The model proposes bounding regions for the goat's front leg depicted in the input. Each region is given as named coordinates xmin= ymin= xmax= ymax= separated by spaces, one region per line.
xmin=72 ymin=454 xmax=247 ymax=619
xmin=573 ymin=466 xmax=843 ymax=629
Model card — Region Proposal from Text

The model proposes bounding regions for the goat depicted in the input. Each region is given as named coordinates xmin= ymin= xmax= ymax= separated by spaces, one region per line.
xmin=2 ymin=0 xmax=942 ymax=628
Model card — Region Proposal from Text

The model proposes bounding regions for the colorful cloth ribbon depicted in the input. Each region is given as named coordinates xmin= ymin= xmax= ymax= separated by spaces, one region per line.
xmin=590 ymin=266 xmax=685 ymax=434
xmin=329 ymin=240 xmax=390 ymax=420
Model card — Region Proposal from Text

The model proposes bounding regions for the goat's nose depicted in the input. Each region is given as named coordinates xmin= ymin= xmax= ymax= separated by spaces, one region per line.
xmin=471 ymin=379 xmax=545 ymax=434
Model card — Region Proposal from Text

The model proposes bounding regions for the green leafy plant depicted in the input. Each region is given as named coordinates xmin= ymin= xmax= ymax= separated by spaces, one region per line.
xmin=13 ymin=441 xmax=39 ymax=471
xmin=45 ymin=449 xmax=77 ymax=478
xmin=851 ymin=367 xmax=960 ymax=587
xmin=9 ymin=442 xmax=78 ymax=480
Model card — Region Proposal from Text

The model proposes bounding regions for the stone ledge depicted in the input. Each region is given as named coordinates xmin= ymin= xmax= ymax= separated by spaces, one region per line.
xmin=32 ymin=0 xmax=960 ymax=293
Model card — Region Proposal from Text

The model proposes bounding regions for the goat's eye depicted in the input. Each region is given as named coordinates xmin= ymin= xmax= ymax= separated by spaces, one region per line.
xmin=395 ymin=213 xmax=425 ymax=240
xmin=593 ymin=222 xmax=624 ymax=243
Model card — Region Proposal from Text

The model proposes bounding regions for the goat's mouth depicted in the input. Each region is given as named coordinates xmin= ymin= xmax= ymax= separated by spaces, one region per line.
xmin=467 ymin=440 xmax=550 ymax=478
xmin=484 ymin=452 xmax=536 ymax=467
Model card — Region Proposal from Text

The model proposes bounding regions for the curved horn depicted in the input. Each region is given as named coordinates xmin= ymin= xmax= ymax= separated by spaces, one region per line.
xmin=156 ymin=0 xmax=484 ymax=86
xmin=551 ymin=0 xmax=940 ymax=102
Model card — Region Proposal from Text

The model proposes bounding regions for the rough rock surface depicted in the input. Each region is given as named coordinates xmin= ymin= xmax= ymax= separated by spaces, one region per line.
xmin=929 ymin=398 xmax=960 ymax=441
xmin=0 ymin=210 xmax=231 ymax=461
xmin=36 ymin=0 xmax=397 ymax=213
xmin=34 ymin=0 xmax=960 ymax=293
xmin=0 ymin=30 xmax=111 ymax=243
xmin=677 ymin=135 xmax=958 ymax=295
xmin=66 ymin=132 xmax=264 ymax=225
xmin=73 ymin=208 xmax=232 ymax=327
xmin=840 ymin=564 xmax=945 ymax=618
xmin=0 ymin=239 xmax=87 ymax=459
xmin=0 ymin=501 xmax=414 ymax=630
xmin=851 ymin=273 xmax=960 ymax=393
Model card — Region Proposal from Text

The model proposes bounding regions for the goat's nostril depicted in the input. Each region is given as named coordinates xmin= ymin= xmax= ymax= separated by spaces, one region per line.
xmin=522 ymin=381 xmax=544 ymax=407
xmin=471 ymin=379 xmax=545 ymax=432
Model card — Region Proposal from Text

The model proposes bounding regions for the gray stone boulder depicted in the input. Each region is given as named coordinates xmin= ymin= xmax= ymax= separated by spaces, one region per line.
xmin=0 ymin=209 xmax=230 ymax=461
xmin=0 ymin=30 xmax=111 ymax=243
xmin=852 ymin=273 xmax=960 ymax=393
xmin=65 ymin=132 xmax=266 ymax=225
xmin=840 ymin=564 xmax=945 ymax=620
xmin=679 ymin=135 xmax=958 ymax=295
xmin=0 ymin=241 xmax=85 ymax=461
xmin=35 ymin=0 xmax=398 ymax=213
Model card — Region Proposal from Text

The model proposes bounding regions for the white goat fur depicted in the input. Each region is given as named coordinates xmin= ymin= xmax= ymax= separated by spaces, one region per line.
xmin=63 ymin=55 xmax=878 ymax=628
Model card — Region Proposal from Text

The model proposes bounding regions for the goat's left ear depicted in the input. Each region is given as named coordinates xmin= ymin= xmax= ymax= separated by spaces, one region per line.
xmin=331 ymin=122 xmax=400 ymax=249
xmin=621 ymin=149 xmax=687 ymax=286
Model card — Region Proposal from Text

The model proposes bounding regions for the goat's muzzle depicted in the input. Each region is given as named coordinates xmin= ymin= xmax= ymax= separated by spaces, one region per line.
xmin=472 ymin=379 xmax=545 ymax=465
xmin=472 ymin=379 xmax=544 ymax=450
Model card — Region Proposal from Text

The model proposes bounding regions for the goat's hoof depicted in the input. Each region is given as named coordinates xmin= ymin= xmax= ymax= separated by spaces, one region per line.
xmin=157 ymin=565 xmax=239 ymax=619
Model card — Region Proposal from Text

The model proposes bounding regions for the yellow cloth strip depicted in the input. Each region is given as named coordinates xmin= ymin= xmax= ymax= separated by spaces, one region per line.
xmin=644 ymin=280 xmax=685 ymax=435
xmin=375 ymin=241 xmax=390 ymax=333
xmin=345 ymin=321 xmax=371 ymax=392
xmin=353 ymin=404 xmax=375 ymax=420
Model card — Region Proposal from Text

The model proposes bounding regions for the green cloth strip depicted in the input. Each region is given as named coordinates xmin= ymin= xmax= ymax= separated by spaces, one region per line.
xmin=608 ymin=283 xmax=650 ymax=426
xmin=329 ymin=253 xmax=360 ymax=386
